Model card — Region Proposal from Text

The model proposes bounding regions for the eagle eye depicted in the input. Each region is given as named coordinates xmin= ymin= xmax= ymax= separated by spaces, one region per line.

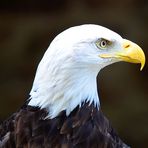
xmin=95 ymin=39 xmax=110 ymax=49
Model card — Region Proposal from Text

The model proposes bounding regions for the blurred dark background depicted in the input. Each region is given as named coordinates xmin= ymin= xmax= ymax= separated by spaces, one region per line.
xmin=0 ymin=0 xmax=148 ymax=147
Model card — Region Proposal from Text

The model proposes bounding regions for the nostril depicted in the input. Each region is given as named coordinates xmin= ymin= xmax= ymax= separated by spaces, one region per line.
xmin=125 ymin=44 xmax=130 ymax=48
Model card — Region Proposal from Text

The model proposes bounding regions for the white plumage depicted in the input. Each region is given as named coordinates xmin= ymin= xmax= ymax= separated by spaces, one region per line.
xmin=28 ymin=24 xmax=144 ymax=118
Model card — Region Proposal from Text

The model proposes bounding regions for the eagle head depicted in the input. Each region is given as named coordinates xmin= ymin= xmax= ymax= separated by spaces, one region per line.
xmin=29 ymin=24 xmax=145 ymax=118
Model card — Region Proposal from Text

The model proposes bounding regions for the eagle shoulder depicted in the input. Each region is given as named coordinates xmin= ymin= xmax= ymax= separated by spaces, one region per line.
xmin=0 ymin=103 xmax=129 ymax=148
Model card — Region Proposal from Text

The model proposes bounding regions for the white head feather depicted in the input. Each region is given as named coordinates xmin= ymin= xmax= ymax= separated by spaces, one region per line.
xmin=29 ymin=24 xmax=123 ymax=118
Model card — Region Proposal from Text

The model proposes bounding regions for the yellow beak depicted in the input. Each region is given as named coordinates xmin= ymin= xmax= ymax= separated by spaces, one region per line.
xmin=100 ymin=39 xmax=146 ymax=71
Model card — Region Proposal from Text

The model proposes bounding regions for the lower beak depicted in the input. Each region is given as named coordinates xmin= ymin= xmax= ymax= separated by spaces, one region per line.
xmin=100 ymin=39 xmax=146 ymax=71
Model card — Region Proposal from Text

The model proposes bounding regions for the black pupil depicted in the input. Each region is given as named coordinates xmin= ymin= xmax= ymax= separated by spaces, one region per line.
xmin=101 ymin=41 xmax=106 ymax=46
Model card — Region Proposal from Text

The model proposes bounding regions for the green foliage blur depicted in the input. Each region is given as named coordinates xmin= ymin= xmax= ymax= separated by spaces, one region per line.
xmin=0 ymin=0 xmax=148 ymax=147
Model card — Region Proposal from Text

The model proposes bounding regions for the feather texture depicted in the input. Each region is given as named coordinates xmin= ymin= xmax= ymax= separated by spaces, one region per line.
xmin=0 ymin=102 xmax=129 ymax=148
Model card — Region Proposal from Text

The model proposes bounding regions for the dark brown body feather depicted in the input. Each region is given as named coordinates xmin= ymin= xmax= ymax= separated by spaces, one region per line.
xmin=0 ymin=102 xmax=129 ymax=148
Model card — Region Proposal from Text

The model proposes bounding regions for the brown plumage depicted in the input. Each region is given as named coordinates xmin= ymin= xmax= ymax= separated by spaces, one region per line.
xmin=0 ymin=102 xmax=129 ymax=148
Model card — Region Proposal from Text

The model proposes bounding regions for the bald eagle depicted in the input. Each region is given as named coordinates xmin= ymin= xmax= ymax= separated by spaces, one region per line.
xmin=0 ymin=24 xmax=145 ymax=148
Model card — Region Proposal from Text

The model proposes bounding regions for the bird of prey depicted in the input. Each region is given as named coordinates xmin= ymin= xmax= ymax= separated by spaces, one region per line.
xmin=0 ymin=24 xmax=145 ymax=148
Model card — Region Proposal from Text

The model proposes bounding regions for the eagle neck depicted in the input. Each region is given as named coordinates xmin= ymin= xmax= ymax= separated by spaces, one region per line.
xmin=29 ymin=63 xmax=100 ymax=119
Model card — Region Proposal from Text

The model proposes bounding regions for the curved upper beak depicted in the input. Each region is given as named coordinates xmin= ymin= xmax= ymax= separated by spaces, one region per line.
xmin=116 ymin=39 xmax=145 ymax=70
xmin=99 ymin=39 xmax=146 ymax=71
